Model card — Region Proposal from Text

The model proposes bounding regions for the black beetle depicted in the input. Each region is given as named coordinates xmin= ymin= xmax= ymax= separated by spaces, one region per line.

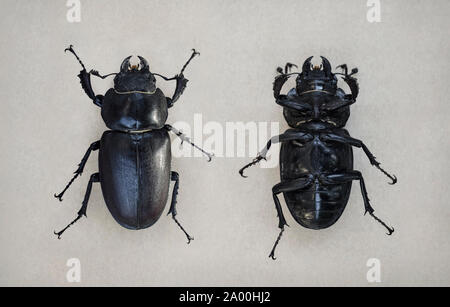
xmin=54 ymin=45 xmax=212 ymax=242
xmin=240 ymin=56 xmax=397 ymax=259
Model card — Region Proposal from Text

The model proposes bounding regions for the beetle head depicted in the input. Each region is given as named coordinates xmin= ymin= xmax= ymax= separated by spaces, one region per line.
xmin=113 ymin=56 xmax=156 ymax=93
xmin=283 ymin=56 xmax=350 ymax=129
xmin=295 ymin=56 xmax=337 ymax=95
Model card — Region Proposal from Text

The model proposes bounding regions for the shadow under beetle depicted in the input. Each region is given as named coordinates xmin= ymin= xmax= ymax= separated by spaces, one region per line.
xmin=54 ymin=45 xmax=212 ymax=242
xmin=240 ymin=56 xmax=397 ymax=259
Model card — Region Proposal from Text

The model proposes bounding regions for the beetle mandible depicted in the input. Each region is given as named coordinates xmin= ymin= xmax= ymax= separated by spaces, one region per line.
xmin=240 ymin=56 xmax=397 ymax=259
xmin=54 ymin=45 xmax=212 ymax=242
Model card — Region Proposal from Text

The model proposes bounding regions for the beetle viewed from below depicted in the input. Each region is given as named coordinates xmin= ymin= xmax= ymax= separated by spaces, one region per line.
xmin=240 ymin=56 xmax=397 ymax=260
xmin=54 ymin=45 xmax=212 ymax=243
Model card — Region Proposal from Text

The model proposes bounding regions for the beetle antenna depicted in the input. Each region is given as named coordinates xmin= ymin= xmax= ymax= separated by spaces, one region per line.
xmin=179 ymin=49 xmax=200 ymax=75
xmin=368 ymin=212 xmax=395 ymax=235
xmin=90 ymin=70 xmax=117 ymax=79
xmin=153 ymin=73 xmax=177 ymax=81
xmin=65 ymin=45 xmax=87 ymax=71
xmin=336 ymin=64 xmax=348 ymax=76
xmin=284 ymin=63 xmax=298 ymax=74
xmin=269 ymin=227 xmax=285 ymax=260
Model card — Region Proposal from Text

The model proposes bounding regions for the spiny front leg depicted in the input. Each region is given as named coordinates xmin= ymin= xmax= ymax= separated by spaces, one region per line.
xmin=180 ymin=49 xmax=200 ymax=75
xmin=336 ymin=64 xmax=359 ymax=100
xmin=155 ymin=49 xmax=200 ymax=108
xmin=64 ymin=45 xmax=103 ymax=107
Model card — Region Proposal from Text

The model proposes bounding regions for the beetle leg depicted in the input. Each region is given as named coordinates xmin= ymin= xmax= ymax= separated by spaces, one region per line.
xmin=269 ymin=176 xmax=314 ymax=260
xmin=321 ymin=97 xmax=355 ymax=112
xmin=65 ymin=45 xmax=103 ymax=107
xmin=240 ymin=131 xmax=313 ymax=178
xmin=179 ymin=49 xmax=200 ymax=75
xmin=54 ymin=141 xmax=100 ymax=201
xmin=167 ymin=171 xmax=194 ymax=244
xmin=320 ymin=133 xmax=397 ymax=185
xmin=321 ymin=171 xmax=395 ymax=235
xmin=54 ymin=173 xmax=99 ymax=239
xmin=165 ymin=125 xmax=214 ymax=162
xmin=65 ymin=45 xmax=87 ymax=70
xmin=336 ymin=64 xmax=359 ymax=99
xmin=239 ymin=136 xmax=278 ymax=177
xmin=166 ymin=74 xmax=189 ymax=108
xmin=273 ymin=74 xmax=289 ymax=99
xmin=155 ymin=49 xmax=200 ymax=108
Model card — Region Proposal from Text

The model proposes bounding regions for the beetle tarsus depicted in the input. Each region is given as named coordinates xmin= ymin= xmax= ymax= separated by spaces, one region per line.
xmin=375 ymin=164 xmax=397 ymax=185
xmin=65 ymin=45 xmax=87 ymax=71
xmin=54 ymin=173 xmax=98 ymax=239
xmin=269 ymin=227 xmax=285 ymax=260
xmin=179 ymin=48 xmax=200 ymax=76
xmin=166 ymin=125 xmax=214 ymax=162
xmin=54 ymin=172 xmax=81 ymax=202
xmin=54 ymin=214 xmax=83 ymax=239
xmin=239 ymin=156 xmax=266 ymax=178
xmin=172 ymin=215 xmax=194 ymax=244
xmin=368 ymin=212 xmax=395 ymax=235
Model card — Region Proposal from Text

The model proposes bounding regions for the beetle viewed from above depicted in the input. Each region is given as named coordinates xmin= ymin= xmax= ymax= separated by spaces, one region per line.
xmin=239 ymin=56 xmax=397 ymax=260
xmin=54 ymin=45 xmax=212 ymax=243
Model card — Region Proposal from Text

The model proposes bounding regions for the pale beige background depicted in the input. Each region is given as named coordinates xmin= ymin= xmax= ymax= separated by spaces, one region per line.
xmin=0 ymin=0 xmax=449 ymax=286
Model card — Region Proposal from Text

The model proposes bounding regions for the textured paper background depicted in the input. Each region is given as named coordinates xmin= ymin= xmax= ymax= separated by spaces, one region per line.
xmin=0 ymin=0 xmax=449 ymax=286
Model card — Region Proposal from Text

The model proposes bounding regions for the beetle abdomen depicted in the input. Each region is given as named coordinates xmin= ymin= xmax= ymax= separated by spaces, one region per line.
xmin=101 ymin=88 xmax=168 ymax=131
xmin=280 ymin=129 xmax=353 ymax=229
xmin=99 ymin=129 xmax=171 ymax=230
xmin=284 ymin=181 xmax=352 ymax=229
